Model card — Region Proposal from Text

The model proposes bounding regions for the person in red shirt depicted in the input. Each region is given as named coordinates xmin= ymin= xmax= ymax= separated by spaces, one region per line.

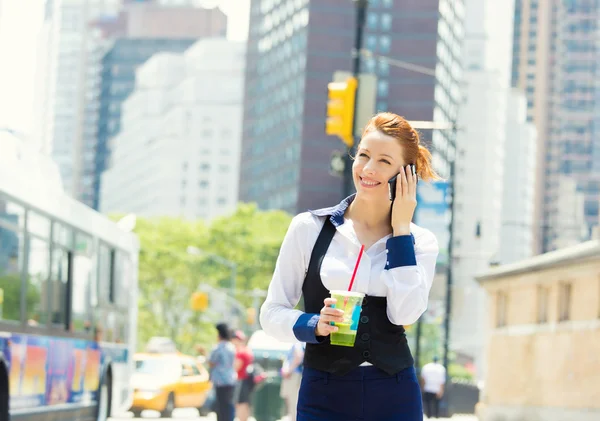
xmin=232 ymin=330 xmax=254 ymax=421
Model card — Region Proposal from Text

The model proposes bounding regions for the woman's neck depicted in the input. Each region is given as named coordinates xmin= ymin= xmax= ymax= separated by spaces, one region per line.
xmin=346 ymin=194 xmax=392 ymax=233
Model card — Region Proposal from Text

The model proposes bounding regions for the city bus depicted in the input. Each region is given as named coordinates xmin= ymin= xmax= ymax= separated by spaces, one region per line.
xmin=0 ymin=130 xmax=140 ymax=420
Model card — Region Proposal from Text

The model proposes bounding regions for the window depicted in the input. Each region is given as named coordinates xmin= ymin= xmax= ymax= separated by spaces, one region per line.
xmin=558 ymin=282 xmax=571 ymax=322
xmin=537 ymin=286 xmax=549 ymax=323
xmin=381 ymin=13 xmax=392 ymax=31
xmin=378 ymin=59 xmax=389 ymax=76
xmin=367 ymin=12 xmax=379 ymax=30
xmin=366 ymin=35 xmax=377 ymax=51
xmin=0 ymin=197 xmax=25 ymax=230
xmin=98 ymin=244 xmax=113 ymax=304
xmin=379 ymin=35 xmax=391 ymax=53
xmin=27 ymin=211 xmax=51 ymax=239
xmin=50 ymin=247 xmax=71 ymax=327
xmin=182 ymin=363 xmax=196 ymax=377
xmin=378 ymin=80 xmax=389 ymax=97
xmin=0 ymin=226 xmax=24 ymax=322
xmin=71 ymin=233 xmax=93 ymax=333
xmin=496 ymin=291 xmax=508 ymax=327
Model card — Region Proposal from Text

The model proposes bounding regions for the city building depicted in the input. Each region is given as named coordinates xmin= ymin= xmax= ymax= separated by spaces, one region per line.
xmin=450 ymin=0 xmax=517 ymax=380
xmin=93 ymin=3 xmax=227 ymax=210
xmin=498 ymin=88 xmax=537 ymax=264
xmin=239 ymin=0 xmax=464 ymax=214
xmin=34 ymin=0 xmax=227 ymax=209
xmin=476 ymin=240 xmax=600 ymax=421
xmin=512 ymin=0 xmax=600 ymax=252
xmin=34 ymin=0 xmax=122 ymax=205
xmin=100 ymin=39 xmax=245 ymax=220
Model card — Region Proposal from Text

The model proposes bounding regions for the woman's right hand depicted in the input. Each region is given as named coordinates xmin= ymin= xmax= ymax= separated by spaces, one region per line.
xmin=315 ymin=298 xmax=345 ymax=337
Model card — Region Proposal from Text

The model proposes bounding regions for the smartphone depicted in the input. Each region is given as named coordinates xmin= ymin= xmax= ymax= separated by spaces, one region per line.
xmin=388 ymin=174 xmax=398 ymax=201
xmin=388 ymin=165 xmax=416 ymax=201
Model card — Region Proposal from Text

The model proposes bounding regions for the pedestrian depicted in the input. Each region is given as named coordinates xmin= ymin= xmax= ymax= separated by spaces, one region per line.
xmin=232 ymin=330 xmax=254 ymax=421
xmin=420 ymin=357 xmax=447 ymax=419
xmin=208 ymin=323 xmax=237 ymax=421
xmin=260 ymin=112 xmax=439 ymax=421
xmin=280 ymin=342 xmax=305 ymax=421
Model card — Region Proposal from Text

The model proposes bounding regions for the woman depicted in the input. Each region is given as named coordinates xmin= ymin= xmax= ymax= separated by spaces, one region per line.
xmin=260 ymin=112 xmax=439 ymax=421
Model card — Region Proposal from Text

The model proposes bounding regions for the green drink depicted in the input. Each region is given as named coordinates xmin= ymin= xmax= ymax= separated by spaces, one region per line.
xmin=329 ymin=290 xmax=365 ymax=347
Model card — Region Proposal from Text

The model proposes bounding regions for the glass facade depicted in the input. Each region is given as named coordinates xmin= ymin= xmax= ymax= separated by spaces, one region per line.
xmin=240 ymin=0 xmax=463 ymax=213
xmin=513 ymin=0 xmax=599 ymax=251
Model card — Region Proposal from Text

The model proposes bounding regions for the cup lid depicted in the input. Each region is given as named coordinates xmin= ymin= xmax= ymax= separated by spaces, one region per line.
xmin=330 ymin=290 xmax=365 ymax=298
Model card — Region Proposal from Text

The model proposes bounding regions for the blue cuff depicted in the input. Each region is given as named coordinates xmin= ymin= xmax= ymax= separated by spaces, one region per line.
xmin=293 ymin=313 xmax=322 ymax=344
xmin=385 ymin=235 xmax=417 ymax=269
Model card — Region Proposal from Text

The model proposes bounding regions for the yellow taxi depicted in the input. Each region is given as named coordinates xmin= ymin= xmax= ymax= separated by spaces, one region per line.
xmin=129 ymin=352 xmax=212 ymax=417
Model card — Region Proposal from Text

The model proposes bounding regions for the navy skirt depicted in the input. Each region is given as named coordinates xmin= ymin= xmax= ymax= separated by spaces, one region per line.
xmin=297 ymin=365 xmax=423 ymax=421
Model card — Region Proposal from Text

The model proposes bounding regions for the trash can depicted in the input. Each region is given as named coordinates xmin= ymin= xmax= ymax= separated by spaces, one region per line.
xmin=248 ymin=330 xmax=290 ymax=421
xmin=252 ymin=374 xmax=283 ymax=421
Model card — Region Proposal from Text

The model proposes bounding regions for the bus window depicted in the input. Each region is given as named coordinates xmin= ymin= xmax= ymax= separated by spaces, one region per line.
xmin=71 ymin=233 xmax=93 ymax=333
xmin=52 ymin=222 xmax=74 ymax=249
xmin=72 ymin=254 xmax=92 ymax=333
xmin=115 ymin=251 xmax=131 ymax=307
xmin=27 ymin=210 xmax=51 ymax=239
xmin=25 ymin=237 xmax=50 ymax=325
xmin=0 ymin=226 xmax=24 ymax=322
xmin=50 ymin=248 xmax=71 ymax=327
xmin=98 ymin=244 xmax=112 ymax=304
xmin=0 ymin=196 xmax=25 ymax=230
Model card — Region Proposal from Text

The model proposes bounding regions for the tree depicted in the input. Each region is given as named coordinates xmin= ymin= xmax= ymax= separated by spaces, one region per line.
xmin=127 ymin=204 xmax=292 ymax=354
xmin=0 ymin=273 xmax=40 ymax=322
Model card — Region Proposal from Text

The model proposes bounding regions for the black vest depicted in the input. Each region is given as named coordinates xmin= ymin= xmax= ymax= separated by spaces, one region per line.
xmin=302 ymin=218 xmax=414 ymax=376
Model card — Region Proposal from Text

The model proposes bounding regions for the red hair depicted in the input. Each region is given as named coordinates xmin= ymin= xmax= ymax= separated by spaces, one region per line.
xmin=361 ymin=112 xmax=440 ymax=182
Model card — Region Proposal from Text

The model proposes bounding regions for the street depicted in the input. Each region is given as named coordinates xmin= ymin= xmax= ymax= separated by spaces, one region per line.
xmin=109 ymin=409 xmax=478 ymax=421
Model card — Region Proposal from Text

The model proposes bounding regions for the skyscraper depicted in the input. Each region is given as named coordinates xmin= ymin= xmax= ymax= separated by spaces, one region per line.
xmin=239 ymin=0 xmax=463 ymax=214
xmin=512 ymin=0 xmax=600 ymax=252
xmin=93 ymin=2 xmax=227 ymax=209
xmin=35 ymin=0 xmax=227 ymax=209
xmin=100 ymin=39 xmax=245 ymax=220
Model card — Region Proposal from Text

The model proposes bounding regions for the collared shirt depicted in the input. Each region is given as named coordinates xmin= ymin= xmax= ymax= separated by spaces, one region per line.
xmin=260 ymin=194 xmax=439 ymax=344
xmin=208 ymin=341 xmax=237 ymax=387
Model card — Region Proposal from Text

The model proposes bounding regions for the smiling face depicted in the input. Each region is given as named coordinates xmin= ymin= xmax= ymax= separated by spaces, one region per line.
xmin=353 ymin=130 xmax=407 ymax=199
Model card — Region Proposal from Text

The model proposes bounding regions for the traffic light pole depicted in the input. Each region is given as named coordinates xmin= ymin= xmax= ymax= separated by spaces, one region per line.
xmin=442 ymin=124 xmax=458 ymax=372
xmin=343 ymin=0 xmax=369 ymax=198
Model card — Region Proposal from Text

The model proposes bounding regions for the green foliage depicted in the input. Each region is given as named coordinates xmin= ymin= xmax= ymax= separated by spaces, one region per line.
xmin=122 ymin=203 xmax=292 ymax=355
xmin=448 ymin=362 xmax=474 ymax=381
xmin=411 ymin=321 xmax=474 ymax=382
xmin=0 ymin=273 xmax=41 ymax=322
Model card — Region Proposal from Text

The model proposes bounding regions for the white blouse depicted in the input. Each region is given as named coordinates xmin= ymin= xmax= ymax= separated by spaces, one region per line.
xmin=260 ymin=208 xmax=439 ymax=344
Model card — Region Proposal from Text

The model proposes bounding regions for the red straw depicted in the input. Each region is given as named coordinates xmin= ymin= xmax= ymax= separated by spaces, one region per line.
xmin=347 ymin=245 xmax=365 ymax=292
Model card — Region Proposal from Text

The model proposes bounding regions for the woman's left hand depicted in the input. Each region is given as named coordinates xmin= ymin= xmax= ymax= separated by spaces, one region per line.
xmin=391 ymin=165 xmax=417 ymax=236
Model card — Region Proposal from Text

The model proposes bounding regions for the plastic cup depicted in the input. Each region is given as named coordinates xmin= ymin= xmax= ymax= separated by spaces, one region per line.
xmin=329 ymin=290 xmax=365 ymax=347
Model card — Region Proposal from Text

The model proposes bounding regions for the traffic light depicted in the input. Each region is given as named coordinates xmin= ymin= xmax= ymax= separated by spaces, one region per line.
xmin=326 ymin=76 xmax=357 ymax=148
xmin=190 ymin=292 xmax=208 ymax=312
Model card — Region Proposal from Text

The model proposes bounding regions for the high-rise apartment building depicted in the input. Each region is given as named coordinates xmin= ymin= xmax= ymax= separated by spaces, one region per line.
xmin=35 ymin=0 xmax=122 ymax=204
xmin=239 ymin=0 xmax=463 ymax=214
xmin=512 ymin=0 xmax=600 ymax=252
xmin=451 ymin=0 xmax=536 ymax=380
xmin=93 ymin=3 xmax=227 ymax=209
xmin=100 ymin=39 xmax=245 ymax=220
xmin=35 ymin=0 xmax=227 ymax=209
